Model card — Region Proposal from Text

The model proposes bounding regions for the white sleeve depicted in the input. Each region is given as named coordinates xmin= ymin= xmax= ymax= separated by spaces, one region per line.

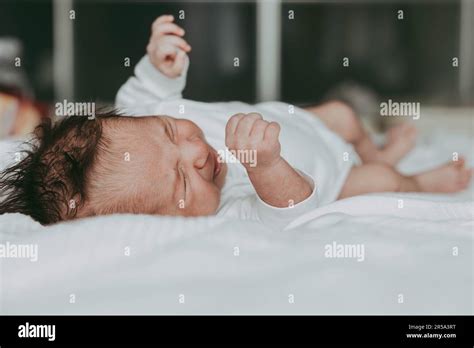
xmin=253 ymin=170 xmax=319 ymax=230
xmin=115 ymin=54 xmax=189 ymax=108
xmin=218 ymin=170 xmax=319 ymax=231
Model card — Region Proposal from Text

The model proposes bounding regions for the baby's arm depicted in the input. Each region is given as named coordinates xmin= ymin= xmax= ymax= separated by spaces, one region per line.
xmin=115 ymin=15 xmax=191 ymax=107
xmin=225 ymin=113 xmax=312 ymax=208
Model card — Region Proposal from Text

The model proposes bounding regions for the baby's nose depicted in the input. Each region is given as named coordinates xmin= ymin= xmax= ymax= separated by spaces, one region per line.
xmin=182 ymin=137 xmax=209 ymax=169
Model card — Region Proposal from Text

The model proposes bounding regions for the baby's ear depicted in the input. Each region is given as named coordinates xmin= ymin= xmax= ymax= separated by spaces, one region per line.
xmin=67 ymin=193 xmax=91 ymax=220
xmin=71 ymin=195 xmax=93 ymax=220
xmin=64 ymin=194 xmax=76 ymax=219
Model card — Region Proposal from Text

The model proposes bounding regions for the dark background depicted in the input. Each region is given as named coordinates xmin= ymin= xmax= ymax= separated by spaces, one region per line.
xmin=73 ymin=1 xmax=257 ymax=103
xmin=0 ymin=0 xmax=471 ymax=107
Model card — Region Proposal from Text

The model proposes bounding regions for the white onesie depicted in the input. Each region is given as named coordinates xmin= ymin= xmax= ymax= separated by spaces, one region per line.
xmin=115 ymin=55 xmax=358 ymax=229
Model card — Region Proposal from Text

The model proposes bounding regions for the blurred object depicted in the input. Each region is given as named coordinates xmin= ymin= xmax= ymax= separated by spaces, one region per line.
xmin=460 ymin=0 xmax=474 ymax=104
xmin=0 ymin=37 xmax=46 ymax=138
xmin=0 ymin=37 xmax=32 ymax=98
xmin=324 ymin=80 xmax=380 ymax=118
xmin=0 ymin=37 xmax=45 ymax=139
xmin=324 ymin=80 xmax=383 ymax=131
xmin=0 ymin=93 xmax=18 ymax=136
xmin=0 ymin=93 xmax=44 ymax=138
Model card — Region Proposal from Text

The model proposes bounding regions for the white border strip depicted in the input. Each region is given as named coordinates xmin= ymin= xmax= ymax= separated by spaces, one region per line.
xmin=53 ymin=0 xmax=74 ymax=100
xmin=256 ymin=0 xmax=281 ymax=102
xmin=460 ymin=0 xmax=474 ymax=103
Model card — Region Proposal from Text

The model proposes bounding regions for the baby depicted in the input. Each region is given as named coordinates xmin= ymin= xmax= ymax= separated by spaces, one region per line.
xmin=0 ymin=15 xmax=471 ymax=228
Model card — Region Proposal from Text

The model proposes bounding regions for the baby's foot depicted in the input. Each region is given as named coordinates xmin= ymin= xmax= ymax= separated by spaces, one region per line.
xmin=414 ymin=158 xmax=473 ymax=193
xmin=378 ymin=123 xmax=417 ymax=165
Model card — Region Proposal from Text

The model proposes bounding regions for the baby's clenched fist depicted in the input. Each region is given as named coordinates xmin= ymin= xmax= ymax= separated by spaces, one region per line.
xmin=147 ymin=15 xmax=192 ymax=78
xmin=225 ymin=113 xmax=281 ymax=172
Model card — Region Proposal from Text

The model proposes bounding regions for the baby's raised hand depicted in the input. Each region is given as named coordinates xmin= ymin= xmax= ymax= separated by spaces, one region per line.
xmin=147 ymin=15 xmax=192 ymax=78
xmin=225 ymin=113 xmax=282 ymax=172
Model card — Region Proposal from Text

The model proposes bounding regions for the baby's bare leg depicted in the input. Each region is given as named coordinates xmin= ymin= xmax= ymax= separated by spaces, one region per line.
xmin=339 ymin=160 xmax=472 ymax=199
xmin=305 ymin=101 xmax=416 ymax=166
xmin=338 ymin=164 xmax=417 ymax=199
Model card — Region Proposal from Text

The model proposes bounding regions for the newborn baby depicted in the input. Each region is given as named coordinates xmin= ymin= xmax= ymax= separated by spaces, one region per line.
xmin=0 ymin=15 xmax=471 ymax=228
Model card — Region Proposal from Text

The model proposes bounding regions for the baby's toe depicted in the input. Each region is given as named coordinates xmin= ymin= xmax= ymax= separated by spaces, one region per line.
xmin=461 ymin=167 xmax=472 ymax=182
xmin=454 ymin=157 xmax=466 ymax=168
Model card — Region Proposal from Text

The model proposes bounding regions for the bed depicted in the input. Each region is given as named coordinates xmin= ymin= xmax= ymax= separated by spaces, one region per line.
xmin=0 ymin=119 xmax=472 ymax=315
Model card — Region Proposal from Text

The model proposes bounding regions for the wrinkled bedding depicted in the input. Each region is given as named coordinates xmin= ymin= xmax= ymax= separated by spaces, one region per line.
xmin=0 ymin=128 xmax=472 ymax=314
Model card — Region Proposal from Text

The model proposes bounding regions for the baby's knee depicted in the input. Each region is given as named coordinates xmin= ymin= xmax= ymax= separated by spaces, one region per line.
xmin=326 ymin=100 xmax=361 ymax=142
xmin=371 ymin=164 xmax=402 ymax=192
xmin=327 ymin=100 xmax=357 ymax=124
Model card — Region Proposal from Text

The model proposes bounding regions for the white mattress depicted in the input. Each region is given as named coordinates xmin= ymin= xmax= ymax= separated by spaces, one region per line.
xmin=0 ymin=127 xmax=472 ymax=314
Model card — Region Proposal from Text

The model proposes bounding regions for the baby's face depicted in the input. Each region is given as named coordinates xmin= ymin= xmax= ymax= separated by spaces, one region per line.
xmin=100 ymin=116 xmax=226 ymax=217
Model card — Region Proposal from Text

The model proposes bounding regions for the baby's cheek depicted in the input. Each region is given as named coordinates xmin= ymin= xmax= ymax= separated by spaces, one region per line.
xmin=192 ymin=186 xmax=220 ymax=216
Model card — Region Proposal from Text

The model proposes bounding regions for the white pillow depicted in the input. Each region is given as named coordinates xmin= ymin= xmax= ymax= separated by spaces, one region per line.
xmin=0 ymin=137 xmax=29 ymax=171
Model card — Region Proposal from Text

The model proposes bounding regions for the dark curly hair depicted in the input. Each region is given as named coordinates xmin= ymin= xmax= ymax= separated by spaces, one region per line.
xmin=0 ymin=110 xmax=122 ymax=225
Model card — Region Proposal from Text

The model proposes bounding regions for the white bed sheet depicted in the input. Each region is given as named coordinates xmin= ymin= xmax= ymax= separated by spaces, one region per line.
xmin=0 ymin=128 xmax=472 ymax=314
